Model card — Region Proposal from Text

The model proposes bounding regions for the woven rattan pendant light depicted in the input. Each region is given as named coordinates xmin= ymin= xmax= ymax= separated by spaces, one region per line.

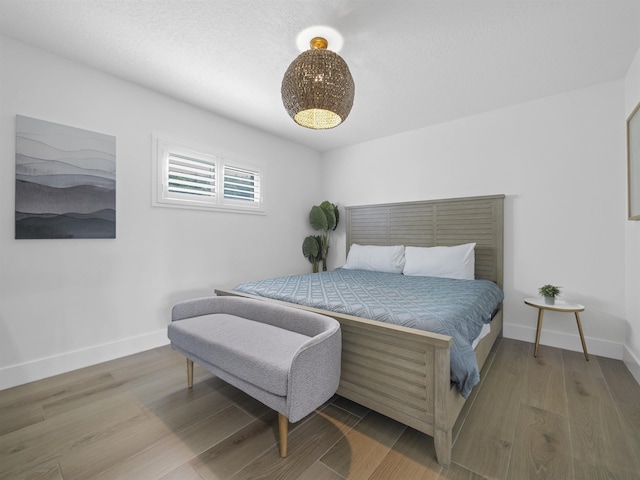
xmin=281 ymin=36 xmax=355 ymax=129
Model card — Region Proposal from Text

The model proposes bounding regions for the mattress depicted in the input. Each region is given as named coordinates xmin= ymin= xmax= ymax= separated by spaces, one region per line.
xmin=234 ymin=268 xmax=504 ymax=397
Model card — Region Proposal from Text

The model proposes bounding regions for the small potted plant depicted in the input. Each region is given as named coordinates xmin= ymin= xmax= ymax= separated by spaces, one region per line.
xmin=538 ymin=284 xmax=561 ymax=305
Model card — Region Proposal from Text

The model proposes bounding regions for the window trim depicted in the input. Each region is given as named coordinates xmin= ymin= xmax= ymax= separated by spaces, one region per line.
xmin=152 ymin=134 xmax=265 ymax=214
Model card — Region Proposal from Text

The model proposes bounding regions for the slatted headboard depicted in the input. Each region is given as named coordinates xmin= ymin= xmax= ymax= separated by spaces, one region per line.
xmin=345 ymin=194 xmax=505 ymax=287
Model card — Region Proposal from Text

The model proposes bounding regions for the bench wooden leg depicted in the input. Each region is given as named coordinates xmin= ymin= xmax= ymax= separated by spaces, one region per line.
xmin=186 ymin=358 xmax=193 ymax=388
xmin=278 ymin=413 xmax=289 ymax=457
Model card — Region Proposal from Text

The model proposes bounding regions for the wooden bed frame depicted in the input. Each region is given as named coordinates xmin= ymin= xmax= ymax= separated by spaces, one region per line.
xmin=216 ymin=194 xmax=504 ymax=467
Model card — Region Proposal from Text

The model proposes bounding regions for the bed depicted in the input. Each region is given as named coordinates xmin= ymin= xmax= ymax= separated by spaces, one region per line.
xmin=215 ymin=194 xmax=505 ymax=467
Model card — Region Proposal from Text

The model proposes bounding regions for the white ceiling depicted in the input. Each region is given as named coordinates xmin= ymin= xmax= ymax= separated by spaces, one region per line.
xmin=1 ymin=1 xmax=639 ymax=152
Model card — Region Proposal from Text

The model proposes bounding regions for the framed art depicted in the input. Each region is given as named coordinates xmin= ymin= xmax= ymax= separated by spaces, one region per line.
xmin=629 ymin=101 xmax=640 ymax=220
xmin=15 ymin=115 xmax=116 ymax=238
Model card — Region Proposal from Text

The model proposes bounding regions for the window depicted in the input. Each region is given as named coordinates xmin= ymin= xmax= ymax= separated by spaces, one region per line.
xmin=153 ymin=135 xmax=264 ymax=213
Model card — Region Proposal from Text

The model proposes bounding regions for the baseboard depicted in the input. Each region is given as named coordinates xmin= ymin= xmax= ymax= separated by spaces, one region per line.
xmin=4 ymin=324 xmax=635 ymax=391
xmin=0 ymin=329 xmax=170 ymax=391
xmin=503 ymin=322 xmax=624 ymax=360
xmin=623 ymin=345 xmax=640 ymax=386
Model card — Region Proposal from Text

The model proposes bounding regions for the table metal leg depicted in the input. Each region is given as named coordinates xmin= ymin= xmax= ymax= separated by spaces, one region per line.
xmin=534 ymin=308 xmax=544 ymax=357
xmin=574 ymin=311 xmax=589 ymax=361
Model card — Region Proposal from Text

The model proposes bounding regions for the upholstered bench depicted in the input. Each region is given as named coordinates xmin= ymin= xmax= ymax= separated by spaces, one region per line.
xmin=167 ymin=296 xmax=341 ymax=457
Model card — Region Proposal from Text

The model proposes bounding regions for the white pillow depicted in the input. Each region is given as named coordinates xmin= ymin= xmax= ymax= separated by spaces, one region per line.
xmin=403 ymin=243 xmax=476 ymax=280
xmin=342 ymin=244 xmax=405 ymax=274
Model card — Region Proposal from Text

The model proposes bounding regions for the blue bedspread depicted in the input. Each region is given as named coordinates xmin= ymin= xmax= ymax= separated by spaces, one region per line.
xmin=234 ymin=268 xmax=504 ymax=398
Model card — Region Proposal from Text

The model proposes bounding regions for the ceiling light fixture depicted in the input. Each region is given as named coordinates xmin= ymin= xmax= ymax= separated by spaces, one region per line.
xmin=281 ymin=34 xmax=355 ymax=130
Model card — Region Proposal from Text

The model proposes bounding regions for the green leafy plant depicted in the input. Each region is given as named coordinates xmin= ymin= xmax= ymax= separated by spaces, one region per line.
xmin=538 ymin=284 xmax=561 ymax=298
xmin=303 ymin=201 xmax=339 ymax=272
xmin=302 ymin=235 xmax=322 ymax=273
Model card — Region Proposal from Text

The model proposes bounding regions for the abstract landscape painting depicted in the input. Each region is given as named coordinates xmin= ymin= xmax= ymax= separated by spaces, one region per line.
xmin=15 ymin=115 xmax=116 ymax=239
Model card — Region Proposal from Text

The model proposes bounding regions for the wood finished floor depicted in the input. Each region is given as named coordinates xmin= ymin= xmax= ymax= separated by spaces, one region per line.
xmin=1 ymin=338 xmax=639 ymax=480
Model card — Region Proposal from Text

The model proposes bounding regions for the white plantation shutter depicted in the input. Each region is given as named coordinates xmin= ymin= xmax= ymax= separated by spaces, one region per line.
xmin=223 ymin=165 xmax=261 ymax=204
xmin=154 ymin=136 xmax=264 ymax=213
xmin=167 ymin=152 xmax=216 ymax=200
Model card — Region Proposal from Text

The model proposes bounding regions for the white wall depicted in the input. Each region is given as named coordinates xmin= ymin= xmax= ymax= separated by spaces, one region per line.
xmin=3 ymin=33 xmax=637 ymax=390
xmin=624 ymin=45 xmax=640 ymax=382
xmin=322 ymin=79 xmax=628 ymax=360
xmin=0 ymin=36 xmax=322 ymax=389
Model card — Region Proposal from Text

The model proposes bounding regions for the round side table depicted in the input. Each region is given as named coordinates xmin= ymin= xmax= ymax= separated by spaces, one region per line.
xmin=524 ymin=297 xmax=589 ymax=361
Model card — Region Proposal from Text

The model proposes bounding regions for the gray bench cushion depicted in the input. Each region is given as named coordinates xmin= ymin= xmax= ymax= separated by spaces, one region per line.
xmin=168 ymin=313 xmax=311 ymax=396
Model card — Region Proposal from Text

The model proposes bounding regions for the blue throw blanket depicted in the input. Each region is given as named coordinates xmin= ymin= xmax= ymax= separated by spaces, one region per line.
xmin=234 ymin=268 xmax=504 ymax=397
